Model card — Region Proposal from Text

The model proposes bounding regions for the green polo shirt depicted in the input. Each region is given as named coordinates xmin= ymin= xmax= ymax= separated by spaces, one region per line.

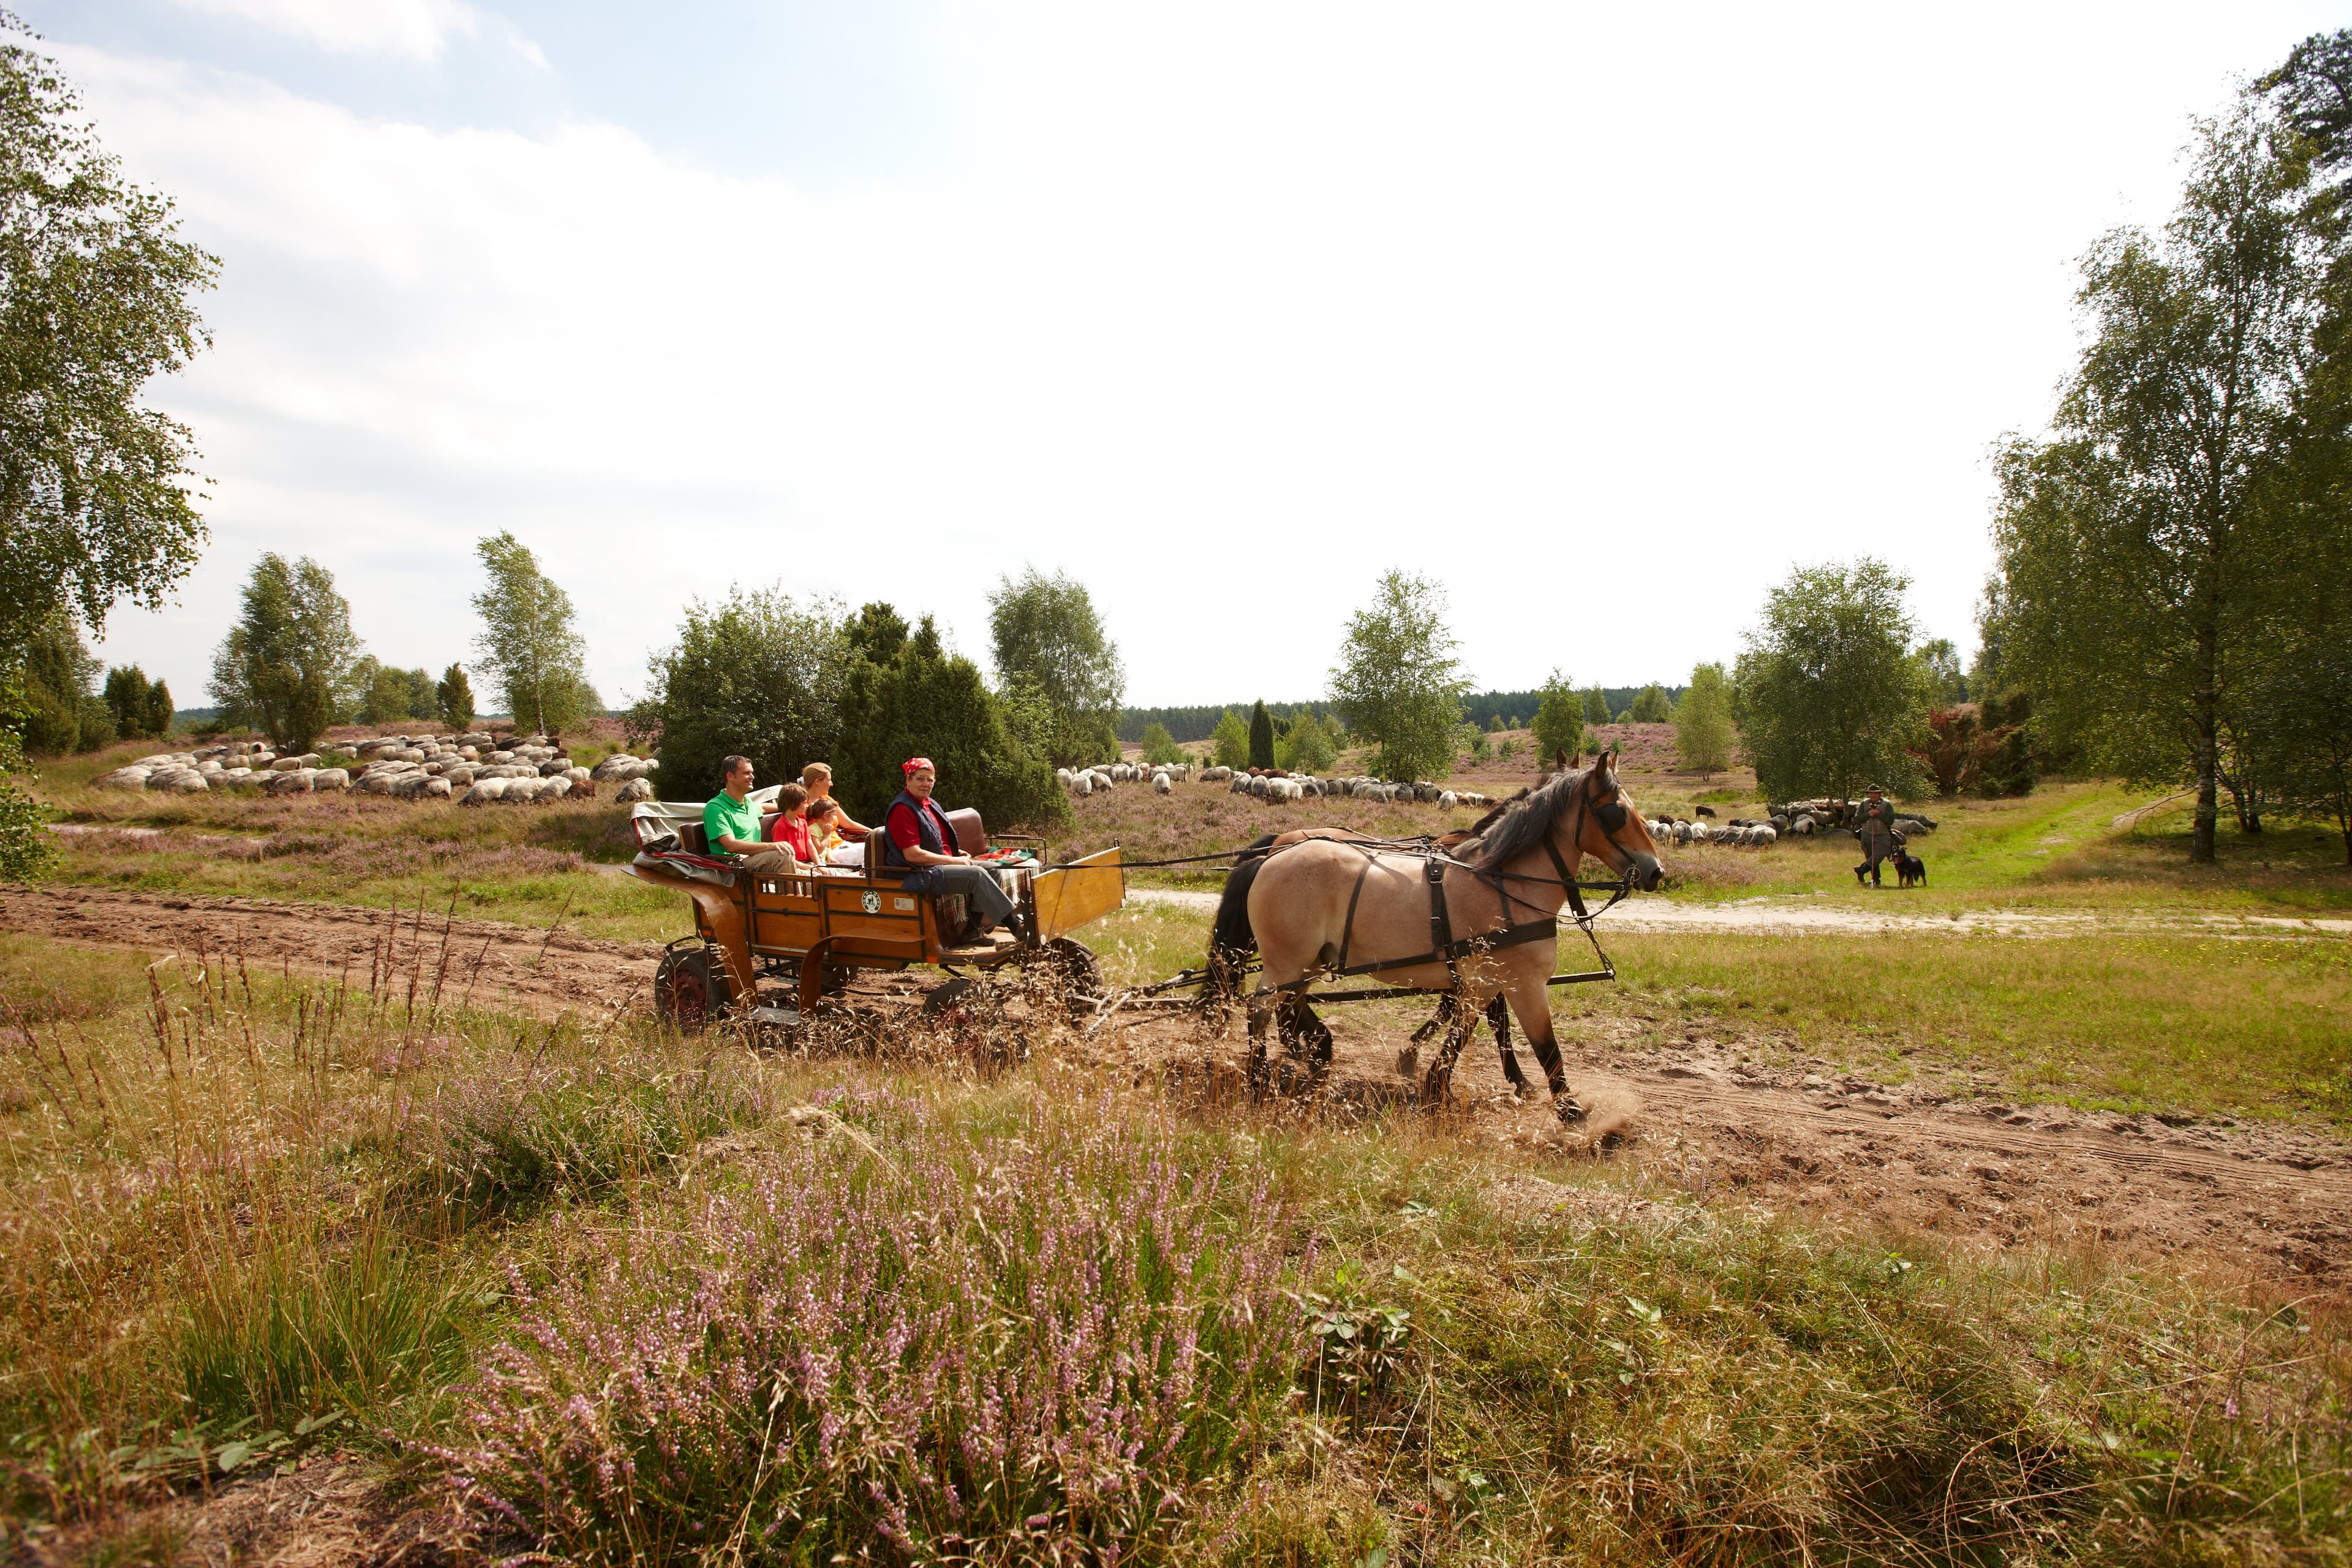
xmin=704 ymin=791 xmax=758 ymax=859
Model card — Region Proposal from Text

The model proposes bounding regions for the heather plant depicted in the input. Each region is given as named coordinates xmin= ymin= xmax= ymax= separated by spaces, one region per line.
xmin=434 ymin=1093 xmax=1304 ymax=1565
xmin=397 ymin=1051 xmax=772 ymax=1216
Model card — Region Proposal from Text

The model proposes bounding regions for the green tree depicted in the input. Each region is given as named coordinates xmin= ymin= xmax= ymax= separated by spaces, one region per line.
xmin=1274 ymin=713 xmax=1336 ymax=773
xmin=13 ymin=615 xmax=104 ymax=753
xmin=103 ymin=664 xmax=158 ymax=739
xmin=831 ymin=611 xmax=1065 ymax=832
xmin=630 ymin=587 xmax=851 ymax=799
xmin=986 ymin=568 xmax=1124 ymax=767
xmin=1328 ymin=569 xmax=1469 ymax=780
xmin=0 ymin=720 xmax=53 ymax=883
xmin=1210 ymin=709 xmax=1250 ymax=771
xmin=1580 ymin=687 xmax=1611 ymax=726
xmin=1531 ymin=670 xmax=1585 ymax=763
xmin=1138 ymin=722 xmax=1185 ymax=767
xmin=1734 ymin=560 xmax=1931 ymax=802
xmin=472 ymin=532 xmax=594 ymax=736
xmin=0 ymin=20 xmax=216 ymax=655
xmin=1674 ymin=662 xmax=1735 ymax=773
xmin=1986 ymin=105 xmax=2321 ymax=861
xmin=353 ymin=660 xmax=437 ymax=726
xmin=1916 ymin=638 xmax=1967 ymax=706
xmin=1629 ymin=684 xmax=1672 ymax=723
xmin=436 ymin=663 xmax=475 ymax=729
xmin=144 ymin=678 xmax=171 ymax=739
xmin=207 ymin=553 xmax=361 ymax=753
xmin=1247 ymin=701 xmax=1274 ymax=771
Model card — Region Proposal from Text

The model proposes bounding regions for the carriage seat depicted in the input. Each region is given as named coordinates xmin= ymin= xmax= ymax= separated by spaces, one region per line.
xmin=679 ymin=821 xmax=710 ymax=856
xmin=864 ymin=805 xmax=990 ymax=938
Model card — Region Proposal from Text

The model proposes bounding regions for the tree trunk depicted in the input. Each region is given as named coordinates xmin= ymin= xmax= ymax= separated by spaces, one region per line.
xmin=2192 ymin=626 xmax=2218 ymax=864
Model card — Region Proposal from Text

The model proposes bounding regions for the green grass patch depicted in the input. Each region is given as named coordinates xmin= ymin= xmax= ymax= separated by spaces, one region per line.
xmin=1556 ymin=930 xmax=2352 ymax=1121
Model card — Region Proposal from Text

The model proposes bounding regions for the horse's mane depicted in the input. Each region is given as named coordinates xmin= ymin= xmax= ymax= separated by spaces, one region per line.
xmin=1470 ymin=767 xmax=1588 ymax=869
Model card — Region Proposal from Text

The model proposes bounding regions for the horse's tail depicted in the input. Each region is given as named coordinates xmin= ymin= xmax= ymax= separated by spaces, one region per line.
xmin=1205 ymin=834 xmax=1279 ymax=997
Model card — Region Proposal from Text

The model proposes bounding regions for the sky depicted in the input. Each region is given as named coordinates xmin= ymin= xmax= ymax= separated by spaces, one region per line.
xmin=21 ymin=0 xmax=2347 ymax=710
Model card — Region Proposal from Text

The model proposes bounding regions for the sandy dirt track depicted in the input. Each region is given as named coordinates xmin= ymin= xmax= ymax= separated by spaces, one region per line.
xmin=4 ymin=884 xmax=2347 ymax=1297
xmin=0 ymin=884 xmax=659 ymax=1020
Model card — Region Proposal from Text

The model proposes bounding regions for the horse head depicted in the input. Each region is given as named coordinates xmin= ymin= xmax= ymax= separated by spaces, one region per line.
xmin=1571 ymin=748 xmax=1664 ymax=891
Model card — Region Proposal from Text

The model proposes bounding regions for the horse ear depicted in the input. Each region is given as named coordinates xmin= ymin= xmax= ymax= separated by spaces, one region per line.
xmin=1551 ymin=748 xmax=1568 ymax=773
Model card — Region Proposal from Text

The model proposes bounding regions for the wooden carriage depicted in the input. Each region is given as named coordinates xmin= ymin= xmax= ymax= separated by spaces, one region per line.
xmin=624 ymin=793 xmax=1123 ymax=1029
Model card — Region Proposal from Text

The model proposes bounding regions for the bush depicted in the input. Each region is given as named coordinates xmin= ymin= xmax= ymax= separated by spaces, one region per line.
xmin=634 ymin=587 xmax=850 ymax=801
xmin=1210 ymin=709 xmax=1250 ymax=771
xmin=831 ymin=610 xmax=1067 ymax=832
xmin=0 ymin=728 xmax=55 ymax=883
xmin=1276 ymin=713 xmax=1337 ymax=773
xmin=432 ymin=1096 xmax=1302 ymax=1566
xmin=436 ymin=663 xmax=475 ymax=729
xmin=1139 ymin=721 xmax=1186 ymax=766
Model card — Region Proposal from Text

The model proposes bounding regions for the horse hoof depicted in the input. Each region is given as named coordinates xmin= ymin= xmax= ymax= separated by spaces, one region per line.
xmin=1555 ymin=1097 xmax=1588 ymax=1126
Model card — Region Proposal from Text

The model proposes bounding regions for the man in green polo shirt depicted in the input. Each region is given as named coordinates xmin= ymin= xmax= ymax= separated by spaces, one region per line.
xmin=704 ymin=755 xmax=796 ymax=871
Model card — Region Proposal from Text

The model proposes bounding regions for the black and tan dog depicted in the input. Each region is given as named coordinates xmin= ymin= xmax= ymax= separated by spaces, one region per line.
xmin=1892 ymin=849 xmax=1927 ymax=888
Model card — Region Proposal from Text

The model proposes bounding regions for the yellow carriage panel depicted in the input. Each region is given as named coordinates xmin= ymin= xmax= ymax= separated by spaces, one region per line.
xmin=1031 ymin=847 xmax=1124 ymax=943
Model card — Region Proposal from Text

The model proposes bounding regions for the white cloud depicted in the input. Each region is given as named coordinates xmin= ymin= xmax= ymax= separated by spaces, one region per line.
xmin=55 ymin=4 xmax=2345 ymax=712
xmin=167 ymin=0 xmax=482 ymax=61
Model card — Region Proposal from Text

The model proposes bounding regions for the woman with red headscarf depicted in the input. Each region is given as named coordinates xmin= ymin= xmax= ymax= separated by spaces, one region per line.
xmin=881 ymin=756 xmax=1020 ymax=946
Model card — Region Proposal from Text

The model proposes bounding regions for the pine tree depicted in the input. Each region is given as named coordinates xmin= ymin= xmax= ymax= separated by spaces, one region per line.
xmin=437 ymin=663 xmax=475 ymax=728
xmin=1248 ymin=701 xmax=1275 ymax=771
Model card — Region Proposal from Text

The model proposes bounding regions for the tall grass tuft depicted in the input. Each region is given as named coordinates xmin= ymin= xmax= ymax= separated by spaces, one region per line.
xmin=396 ymin=1050 xmax=771 ymax=1215
xmin=431 ymin=1093 xmax=1304 ymax=1565
xmin=172 ymin=1217 xmax=474 ymax=1430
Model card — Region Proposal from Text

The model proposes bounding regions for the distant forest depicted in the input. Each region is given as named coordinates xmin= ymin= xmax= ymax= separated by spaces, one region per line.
xmin=1118 ymin=687 xmax=1687 ymax=744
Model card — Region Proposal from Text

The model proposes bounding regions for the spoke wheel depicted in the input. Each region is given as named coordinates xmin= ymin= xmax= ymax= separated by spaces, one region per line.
xmin=1026 ymin=937 xmax=1106 ymax=1023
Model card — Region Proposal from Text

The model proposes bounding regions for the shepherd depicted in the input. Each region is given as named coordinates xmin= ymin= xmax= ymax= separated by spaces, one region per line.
xmin=1219 ymin=752 xmax=1662 ymax=1121
xmin=1853 ymin=785 xmax=1901 ymax=889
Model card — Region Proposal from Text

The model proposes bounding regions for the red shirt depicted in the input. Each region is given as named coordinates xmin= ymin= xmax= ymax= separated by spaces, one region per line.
xmin=886 ymin=797 xmax=956 ymax=856
xmin=767 ymin=814 xmax=815 ymax=861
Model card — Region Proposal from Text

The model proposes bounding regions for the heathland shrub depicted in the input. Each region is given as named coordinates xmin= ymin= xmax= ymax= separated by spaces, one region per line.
xmin=434 ymin=1093 xmax=1302 ymax=1565
xmin=399 ymin=1054 xmax=771 ymax=1215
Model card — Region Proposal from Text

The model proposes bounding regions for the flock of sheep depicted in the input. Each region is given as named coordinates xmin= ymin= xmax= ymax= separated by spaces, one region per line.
xmin=91 ymin=733 xmax=666 ymax=807
xmin=1056 ymin=761 xmax=1502 ymax=809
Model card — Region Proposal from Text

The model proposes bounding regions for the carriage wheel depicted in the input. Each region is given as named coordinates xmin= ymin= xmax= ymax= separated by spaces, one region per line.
xmin=1028 ymin=937 xmax=1106 ymax=1023
xmin=922 ymin=977 xmax=1021 ymax=1066
xmin=655 ymin=947 xmax=722 ymax=1033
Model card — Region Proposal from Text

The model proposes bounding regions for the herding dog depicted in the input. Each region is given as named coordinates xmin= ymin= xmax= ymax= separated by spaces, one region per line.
xmin=1893 ymin=849 xmax=1927 ymax=888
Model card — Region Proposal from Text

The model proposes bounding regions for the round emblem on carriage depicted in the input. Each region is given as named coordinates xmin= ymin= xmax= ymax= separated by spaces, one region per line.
xmin=861 ymin=891 xmax=881 ymax=914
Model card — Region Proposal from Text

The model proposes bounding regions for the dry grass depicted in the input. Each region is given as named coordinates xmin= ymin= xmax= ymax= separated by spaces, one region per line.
xmin=1 ymin=933 xmax=2346 ymax=1564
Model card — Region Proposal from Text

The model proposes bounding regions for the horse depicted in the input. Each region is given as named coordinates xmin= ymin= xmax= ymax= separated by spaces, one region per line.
xmin=1232 ymin=755 xmax=1663 ymax=1120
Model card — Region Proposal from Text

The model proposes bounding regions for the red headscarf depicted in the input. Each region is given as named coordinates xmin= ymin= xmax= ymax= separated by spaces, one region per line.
xmin=902 ymin=756 xmax=935 ymax=775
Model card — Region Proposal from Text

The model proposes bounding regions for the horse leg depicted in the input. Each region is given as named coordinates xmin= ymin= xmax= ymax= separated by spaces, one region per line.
xmin=1245 ymin=989 xmax=1276 ymax=1090
xmin=1420 ymin=992 xmax=1479 ymax=1107
xmin=1501 ymin=976 xmax=1586 ymax=1124
xmin=1294 ymin=997 xmax=1334 ymax=1079
xmin=1487 ymin=994 xmax=1529 ymax=1096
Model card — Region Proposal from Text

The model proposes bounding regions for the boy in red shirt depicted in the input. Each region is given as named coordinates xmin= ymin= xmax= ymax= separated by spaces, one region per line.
xmin=763 ymin=782 xmax=815 ymax=867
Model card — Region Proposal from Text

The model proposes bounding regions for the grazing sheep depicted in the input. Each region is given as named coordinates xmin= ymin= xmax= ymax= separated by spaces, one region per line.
xmin=312 ymin=769 xmax=350 ymax=792
xmin=614 ymin=777 xmax=655 ymax=804
xmin=1074 ymin=773 xmax=1093 ymax=797
xmin=1153 ymin=772 xmax=1172 ymax=794
xmin=1751 ymin=824 xmax=1777 ymax=845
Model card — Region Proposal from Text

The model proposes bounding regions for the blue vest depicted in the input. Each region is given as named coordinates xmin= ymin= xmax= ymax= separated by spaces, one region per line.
xmin=882 ymin=790 xmax=956 ymax=893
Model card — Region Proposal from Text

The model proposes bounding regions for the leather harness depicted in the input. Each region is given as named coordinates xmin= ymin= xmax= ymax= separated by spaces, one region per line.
xmin=1298 ymin=785 xmax=1639 ymax=999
